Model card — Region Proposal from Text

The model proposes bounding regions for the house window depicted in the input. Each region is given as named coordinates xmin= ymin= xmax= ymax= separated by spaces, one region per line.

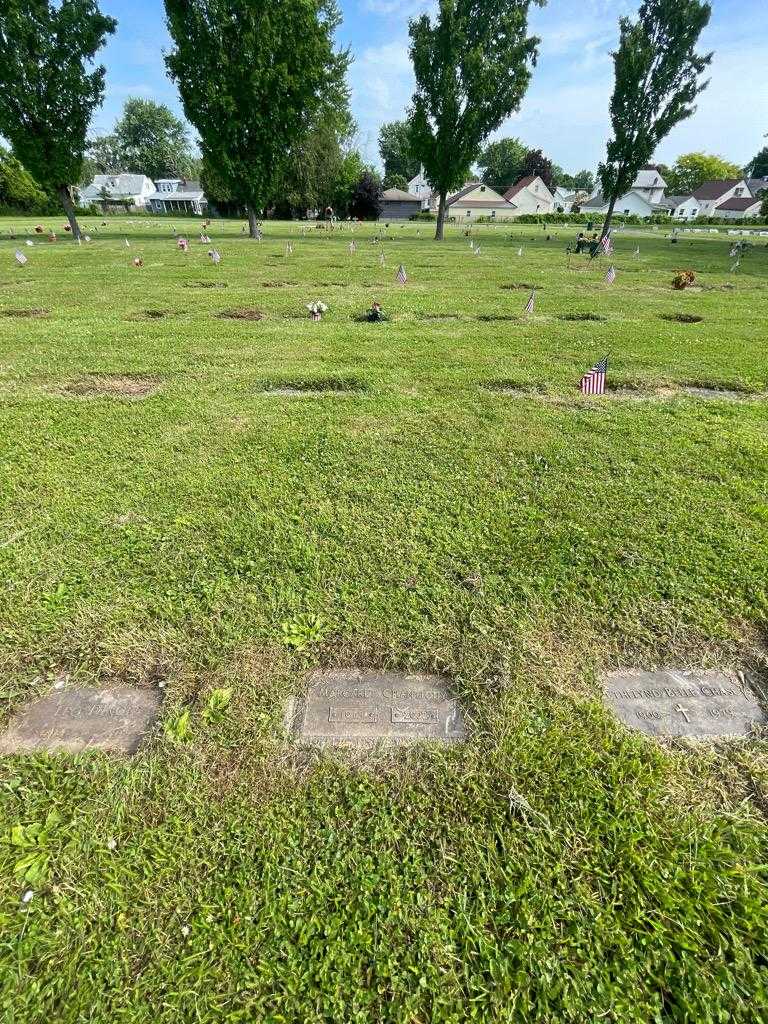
xmin=480 ymin=186 xmax=486 ymax=192
xmin=734 ymin=187 xmax=743 ymax=196
xmin=491 ymin=210 xmax=496 ymax=218
xmin=623 ymin=208 xmax=630 ymax=215
xmin=466 ymin=210 xmax=471 ymax=217
xmin=692 ymin=209 xmax=698 ymax=216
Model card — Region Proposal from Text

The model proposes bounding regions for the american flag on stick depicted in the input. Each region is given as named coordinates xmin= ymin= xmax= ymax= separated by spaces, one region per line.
xmin=517 ymin=246 xmax=523 ymax=257
xmin=396 ymin=264 xmax=407 ymax=284
xmin=580 ymin=355 xmax=608 ymax=395
xmin=208 ymin=248 xmax=221 ymax=264
xmin=349 ymin=240 xmax=356 ymax=254
xmin=601 ymin=231 xmax=613 ymax=255
xmin=523 ymin=289 xmax=535 ymax=314
xmin=379 ymin=251 xmax=385 ymax=267
xmin=14 ymin=249 xmax=27 ymax=266
xmin=604 ymin=264 xmax=616 ymax=284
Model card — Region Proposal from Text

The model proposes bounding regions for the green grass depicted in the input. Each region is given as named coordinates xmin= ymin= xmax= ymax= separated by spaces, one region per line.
xmin=1 ymin=215 xmax=767 ymax=1022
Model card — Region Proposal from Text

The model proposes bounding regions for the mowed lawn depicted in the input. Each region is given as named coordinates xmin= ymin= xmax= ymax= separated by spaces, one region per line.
xmin=1 ymin=215 xmax=767 ymax=1022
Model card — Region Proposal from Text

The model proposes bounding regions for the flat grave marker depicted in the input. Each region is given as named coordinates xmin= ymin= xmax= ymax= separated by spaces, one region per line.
xmin=0 ymin=687 xmax=162 ymax=755
xmin=602 ymin=669 xmax=766 ymax=739
xmin=288 ymin=669 xmax=467 ymax=746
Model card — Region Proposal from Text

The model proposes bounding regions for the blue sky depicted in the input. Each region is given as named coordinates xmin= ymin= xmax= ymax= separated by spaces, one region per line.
xmin=94 ymin=0 xmax=767 ymax=174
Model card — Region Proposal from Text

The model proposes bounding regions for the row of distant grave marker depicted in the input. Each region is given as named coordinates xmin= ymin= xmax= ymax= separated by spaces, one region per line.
xmin=0 ymin=667 xmax=764 ymax=756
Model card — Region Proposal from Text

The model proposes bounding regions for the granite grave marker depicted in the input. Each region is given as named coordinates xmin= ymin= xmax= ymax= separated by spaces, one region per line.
xmin=288 ymin=669 xmax=467 ymax=746
xmin=602 ymin=669 xmax=766 ymax=739
xmin=0 ymin=687 xmax=162 ymax=755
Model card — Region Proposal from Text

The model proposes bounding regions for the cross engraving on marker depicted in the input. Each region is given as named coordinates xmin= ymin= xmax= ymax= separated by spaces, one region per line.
xmin=673 ymin=703 xmax=690 ymax=723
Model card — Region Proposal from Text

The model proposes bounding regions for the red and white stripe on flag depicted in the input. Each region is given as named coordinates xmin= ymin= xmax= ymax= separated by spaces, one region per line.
xmin=396 ymin=264 xmax=407 ymax=284
xmin=523 ymin=289 xmax=535 ymax=314
xmin=580 ymin=356 xmax=608 ymax=395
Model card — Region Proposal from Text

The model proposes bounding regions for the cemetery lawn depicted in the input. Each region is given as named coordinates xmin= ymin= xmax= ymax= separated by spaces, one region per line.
xmin=2 ymin=215 xmax=768 ymax=1023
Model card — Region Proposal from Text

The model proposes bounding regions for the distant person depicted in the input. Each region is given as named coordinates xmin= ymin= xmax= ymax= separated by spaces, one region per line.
xmin=575 ymin=232 xmax=586 ymax=253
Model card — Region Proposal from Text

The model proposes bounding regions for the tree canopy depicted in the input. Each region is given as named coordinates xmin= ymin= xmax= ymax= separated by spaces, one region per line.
xmin=378 ymin=121 xmax=420 ymax=183
xmin=408 ymin=0 xmax=544 ymax=240
xmin=477 ymin=137 xmax=528 ymax=186
xmin=519 ymin=147 xmax=554 ymax=187
xmin=666 ymin=152 xmax=742 ymax=194
xmin=113 ymin=98 xmax=194 ymax=181
xmin=164 ymin=0 xmax=350 ymax=236
xmin=555 ymin=169 xmax=595 ymax=192
xmin=0 ymin=146 xmax=48 ymax=210
xmin=0 ymin=0 xmax=116 ymax=237
xmin=746 ymin=145 xmax=768 ymax=180
xmin=597 ymin=0 xmax=712 ymax=239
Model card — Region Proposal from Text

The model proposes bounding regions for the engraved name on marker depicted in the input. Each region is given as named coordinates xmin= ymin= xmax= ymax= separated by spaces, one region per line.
xmin=0 ymin=687 xmax=162 ymax=755
xmin=289 ymin=669 xmax=467 ymax=746
xmin=602 ymin=669 xmax=766 ymax=739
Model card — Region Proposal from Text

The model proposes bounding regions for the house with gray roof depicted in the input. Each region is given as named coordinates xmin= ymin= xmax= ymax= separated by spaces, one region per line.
xmin=146 ymin=179 xmax=208 ymax=215
xmin=79 ymin=173 xmax=155 ymax=209
xmin=379 ymin=188 xmax=421 ymax=220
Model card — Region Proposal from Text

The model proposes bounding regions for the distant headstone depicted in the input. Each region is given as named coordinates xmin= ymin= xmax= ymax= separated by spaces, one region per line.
xmin=288 ymin=669 xmax=466 ymax=746
xmin=0 ymin=687 xmax=162 ymax=755
xmin=602 ymin=670 xmax=766 ymax=739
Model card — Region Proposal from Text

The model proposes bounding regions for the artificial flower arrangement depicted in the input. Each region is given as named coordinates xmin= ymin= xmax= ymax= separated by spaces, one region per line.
xmin=307 ymin=301 xmax=328 ymax=321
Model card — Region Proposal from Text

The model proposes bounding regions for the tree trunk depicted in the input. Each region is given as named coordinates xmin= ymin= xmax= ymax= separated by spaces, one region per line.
xmin=434 ymin=190 xmax=447 ymax=241
xmin=247 ymin=206 xmax=260 ymax=238
xmin=58 ymin=185 xmax=81 ymax=240
xmin=599 ymin=194 xmax=617 ymax=245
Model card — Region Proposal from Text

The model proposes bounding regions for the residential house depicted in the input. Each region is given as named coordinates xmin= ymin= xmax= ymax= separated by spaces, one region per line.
xmin=691 ymin=179 xmax=750 ymax=217
xmin=407 ymin=167 xmax=434 ymax=210
xmin=663 ymin=194 xmax=699 ymax=220
xmin=79 ymin=173 xmax=155 ymax=209
xmin=444 ymin=182 xmax=515 ymax=220
xmin=713 ymin=196 xmax=763 ymax=220
xmin=379 ymin=188 xmax=421 ymax=220
xmin=146 ymin=179 xmax=208 ymax=215
xmin=552 ymin=186 xmax=589 ymax=213
xmin=580 ymin=191 xmax=655 ymax=218
xmin=502 ymin=176 xmax=555 ymax=216
xmin=630 ymin=166 xmax=667 ymax=205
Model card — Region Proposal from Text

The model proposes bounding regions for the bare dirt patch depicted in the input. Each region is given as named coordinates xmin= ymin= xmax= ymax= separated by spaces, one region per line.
xmin=659 ymin=313 xmax=703 ymax=324
xmin=680 ymin=385 xmax=754 ymax=401
xmin=476 ymin=314 xmax=519 ymax=322
xmin=557 ymin=312 xmax=607 ymax=322
xmin=185 ymin=281 xmax=228 ymax=289
xmin=217 ymin=308 xmax=266 ymax=321
xmin=128 ymin=309 xmax=172 ymax=321
xmin=417 ymin=312 xmax=461 ymax=321
xmin=2 ymin=308 xmax=48 ymax=318
xmin=62 ymin=373 xmax=160 ymax=399
xmin=500 ymin=283 xmax=540 ymax=291
xmin=262 ymin=281 xmax=298 ymax=288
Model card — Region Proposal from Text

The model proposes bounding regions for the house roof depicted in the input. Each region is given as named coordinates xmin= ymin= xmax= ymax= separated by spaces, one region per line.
xmin=446 ymin=182 xmax=509 ymax=206
xmin=632 ymin=167 xmax=667 ymax=189
xmin=381 ymin=188 xmax=420 ymax=202
xmin=663 ymin=194 xmax=693 ymax=208
xmin=693 ymin=179 xmax=744 ymax=200
xmin=747 ymin=177 xmax=768 ymax=197
xmin=716 ymin=196 xmax=761 ymax=211
xmin=503 ymin=176 xmax=537 ymax=201
xmin=80 ymin=173 xmax=153 ymax=198
xmin=580 ymin=194 xmax=608 ymax=210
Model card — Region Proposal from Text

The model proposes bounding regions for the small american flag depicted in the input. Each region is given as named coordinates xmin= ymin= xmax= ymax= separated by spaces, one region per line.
xmin=474 ymin=246 xmax=481 ymax=256
xmin=379 ymin=251 xmax=385 ymax=267
xmin=517 ymin=246 xmax=523 ymax=256
xmin=124 ymin=238 xmax=130 ymax=248
xmin=730 ymin=259 xmax=740 ymax=272
xmin=285 ymin=242 xmax=293 ymax=255
xmin=14 ymin=249 xmax=27 ymax=266
xmin=523 ymin=289 xmax=535 ymax=314
xmin=601 ymin=232 xmax=613 ymax=255
xmin=208 ymin=248 xmax=221 ymax=264
xmin=580 ymin=355 xmax=608 ymax=395
xmin=634 ymin=246 xmax=640 ymax=257
xmin=396 ymin=264 xmax=407 ymax=284
xmin=469 ymin=240 xmax=474 ymax=250
xmin=604 ymin=264 xmax=616 ymax=284
xmin=349 ymin=241 xmax=356 ymax=254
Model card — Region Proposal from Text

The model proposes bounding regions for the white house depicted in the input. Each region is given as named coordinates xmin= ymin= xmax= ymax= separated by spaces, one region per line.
xmin=502 ymin=175 xmax=555 ymax=216
xmin=747 ymin=177 xmax=768 ymax=198
xmin=630 ymin=166 xmax=667 ymax=205
xmin=445 ymin=182 xmax=515 ymax=220
xmin=713 ymin=196 xmax=763 ymax=220
xmin=581 ymin=191 xmax=655 ymax=218
xmin=407 ymin=167 xmax=434 ymax=210
xmin=552 ymin=186 xmax=589 ymax=213
xmin=79 ymin=173 xmax=155 ymax=209
xmin=691 ymin=179 xmax=751 ymax=217
xmin=663 ymin=194 xmax=698 ymax=220
xmin=146 ymin=179 xmax=208 ymax=215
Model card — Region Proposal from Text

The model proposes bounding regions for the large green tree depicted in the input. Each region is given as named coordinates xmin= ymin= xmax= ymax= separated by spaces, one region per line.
xmin=519 ymin=147 xmax=554 ymax=187
xmin=745 ymin=145 xmax=768 ymax=180
xmin=408 ymin=0 xmax=543 ymax=240
xmin=111 ymin=98 xmax=194 ymax=181
xmin=556 ymin=169 xmax=595 ymax=192
xmin=164 ymin=0 xmax=350 ymax=237
xmin=477 ymin=136 xmax=528 ymax=186
xmin=597 ymin=0 xmax=712 ymax=240
xmin=0 ymin=0 xmax=116 ymax=238
xmin=85 ymin=133 xmax=123 ymax=175
xmin=378 ymin=120 xmax=419 ymax=182
xmin=666 ymin=151 xmax=741 ymax=194
xmin=0 ymin=146 xmax=48 ymax=209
